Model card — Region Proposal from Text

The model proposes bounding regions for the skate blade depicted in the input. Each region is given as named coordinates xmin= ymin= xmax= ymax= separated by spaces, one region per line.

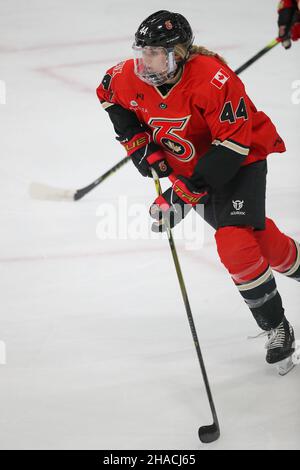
xmin=276 ymin=356 xmax=296 ymax=376
xmin=276 ymin=343 xmax=300 ymax=376
xmin=276 ymin=348 xmax=300 ymax=375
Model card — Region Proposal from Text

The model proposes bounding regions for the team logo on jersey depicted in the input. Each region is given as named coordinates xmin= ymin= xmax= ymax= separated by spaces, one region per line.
xmin=162 ymin=139 xmax=185 ymax=155
xmin=159 ymin=103 xmax=168 ymax=109
xmin=165 ymin=20 xmax=173 ymax=30
xmin=211 ymin=68 xmax=230 ymax=89
xmin=130 ymin=100 xmax=138 ymax=107
xmin=148 ymin=116 xmax=195 ymax=162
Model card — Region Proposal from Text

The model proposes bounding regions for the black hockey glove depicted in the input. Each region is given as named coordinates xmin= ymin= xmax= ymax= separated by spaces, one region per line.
xmin=278 ymin=2 xmax=300 ymax=49
xmin=103 ymin=103 xmax=172 ymax=178
xmin=117 ymin=130 xmax=172 ymax=178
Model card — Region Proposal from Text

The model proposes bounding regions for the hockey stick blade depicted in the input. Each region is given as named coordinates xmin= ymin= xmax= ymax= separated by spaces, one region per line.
xmin=198 ymin=423 xmax=220 ymax=444
xmin=29 ymin=182 xmax=76 ymax=201
xmin=29 ymin=157 xmax=131 ymax=202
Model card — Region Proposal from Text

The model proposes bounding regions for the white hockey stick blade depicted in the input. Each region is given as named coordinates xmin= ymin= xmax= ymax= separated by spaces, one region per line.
xmin=29 ymin=182 xmax=76 ymax=201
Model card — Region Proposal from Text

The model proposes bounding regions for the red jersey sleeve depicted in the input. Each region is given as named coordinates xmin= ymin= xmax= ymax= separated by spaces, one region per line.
xmin=200 ymin=65 xmax=252 ymax=158
xmin=195 ymin=57 xmax=285 ymax=165
xmin=96 ymin=61 xmax=128 ymax=110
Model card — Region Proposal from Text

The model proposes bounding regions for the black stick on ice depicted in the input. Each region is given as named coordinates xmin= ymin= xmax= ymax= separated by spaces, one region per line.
xmin=29 ymin=157 xmax=130 ymax=201
xmin=234 ymin=38 xmax=279 ymax=75
xmin=151 ymin=168 xmax=220 ymax=444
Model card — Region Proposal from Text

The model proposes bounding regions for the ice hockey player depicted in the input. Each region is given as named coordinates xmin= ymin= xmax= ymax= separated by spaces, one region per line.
xmin=97 ymin=11 xmax=299 ymax=374
xmin=278 ymin=0 xmax=300 ymax=48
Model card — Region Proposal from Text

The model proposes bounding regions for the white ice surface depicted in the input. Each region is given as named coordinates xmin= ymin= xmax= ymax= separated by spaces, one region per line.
xmin=0 ymin=0 xmax=299 ymax=450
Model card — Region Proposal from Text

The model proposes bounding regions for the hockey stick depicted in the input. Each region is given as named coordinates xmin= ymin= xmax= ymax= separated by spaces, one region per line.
xmin=234 ymin=38 xmax=280 ymax=75
xmin=30 ymin=38 xmax=279 ymax=202
xmin=151 ymin=168 xmax=220 ymax=444
xmin=29 ymin=156 xmax=130 ymax=201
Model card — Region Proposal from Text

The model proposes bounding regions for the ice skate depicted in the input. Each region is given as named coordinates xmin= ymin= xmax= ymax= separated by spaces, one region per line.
xmin=265 ymin=318 xmax=296 ymax=376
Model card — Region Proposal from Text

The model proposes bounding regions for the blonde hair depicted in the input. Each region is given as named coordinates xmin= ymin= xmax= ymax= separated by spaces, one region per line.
xmin=174 ymin=43 xmax=227 ymax=65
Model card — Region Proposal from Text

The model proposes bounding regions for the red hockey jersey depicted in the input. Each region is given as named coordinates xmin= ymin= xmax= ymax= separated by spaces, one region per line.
xmin=97 ymin=54 xmax=285 ymax=178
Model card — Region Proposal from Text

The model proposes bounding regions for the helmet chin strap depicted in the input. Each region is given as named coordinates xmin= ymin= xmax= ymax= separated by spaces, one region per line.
xmin=165 ymin=67 xmax=181 ymax=84
xmin=165 ymin=57 xmax=187 ymax=84
xmin=164 ymin=47 xmax=191 ymax=84
xmin=177 ymin=47 xmax=191 ymax=67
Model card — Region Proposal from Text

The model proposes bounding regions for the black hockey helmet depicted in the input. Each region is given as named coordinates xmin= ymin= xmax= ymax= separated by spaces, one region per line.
xmin=134 ymin=10 xmax=194 ymax=50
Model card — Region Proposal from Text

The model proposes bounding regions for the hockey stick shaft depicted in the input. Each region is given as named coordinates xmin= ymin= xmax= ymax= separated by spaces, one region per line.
xmin=151 ymin=169 xmax=220 ymax=439
xmin=234 ymin=38 xmax=280 ymax=75
xmin=73 ymin=156 xmax=130 ymax=200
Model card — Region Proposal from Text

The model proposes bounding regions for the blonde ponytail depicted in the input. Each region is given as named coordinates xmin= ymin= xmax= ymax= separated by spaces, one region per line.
xmin=174 ymin=43 xmax=227 ymax=65
xmin=189 ymin=45 xmax=227 ymax=64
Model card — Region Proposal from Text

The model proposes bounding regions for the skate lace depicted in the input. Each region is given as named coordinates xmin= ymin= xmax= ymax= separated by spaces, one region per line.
xmin=248 ymin=322 xmax=286 ymax=350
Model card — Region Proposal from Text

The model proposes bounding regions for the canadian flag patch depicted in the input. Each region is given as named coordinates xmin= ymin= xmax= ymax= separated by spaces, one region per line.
xmin=211 ymin=68 xmax=230 ymax=89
